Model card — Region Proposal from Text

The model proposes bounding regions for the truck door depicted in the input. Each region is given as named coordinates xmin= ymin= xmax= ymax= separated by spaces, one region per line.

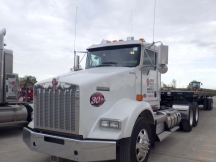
xmin=141 ymin=49 xmax=158 ymax=102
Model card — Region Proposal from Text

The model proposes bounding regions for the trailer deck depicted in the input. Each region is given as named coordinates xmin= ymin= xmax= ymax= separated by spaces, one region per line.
xmin=161 ymin=89 xmax=214 ymax=111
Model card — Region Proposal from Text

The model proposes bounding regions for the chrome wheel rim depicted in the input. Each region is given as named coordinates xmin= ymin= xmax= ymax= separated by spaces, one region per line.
xmin=190 ymin=109 xmax=193 ymax=126
xmin=195 ymin=107 xmax=198 ymax=121
xmin=136 ymin=129 xmax=150 ymax=162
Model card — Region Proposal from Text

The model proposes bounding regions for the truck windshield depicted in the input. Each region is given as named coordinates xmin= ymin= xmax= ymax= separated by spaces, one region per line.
xmin=192 ymin=82 xmax=200 ymax=88
xmin=85 ymin=45 xmax=141 ymax=69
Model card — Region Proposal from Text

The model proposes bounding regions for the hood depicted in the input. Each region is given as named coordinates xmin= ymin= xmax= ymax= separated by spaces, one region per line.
xmin=34 ymin=67 xmax=137 ymax=138
xmin=36 ymin=67 xmax=134 ymax=86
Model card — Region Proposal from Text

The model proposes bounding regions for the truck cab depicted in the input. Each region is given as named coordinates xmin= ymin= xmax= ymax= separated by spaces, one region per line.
xmin=23 ymin=37 xmax=196 ymax=162
xmin=0 ymin=28 xmax=33 ymax=127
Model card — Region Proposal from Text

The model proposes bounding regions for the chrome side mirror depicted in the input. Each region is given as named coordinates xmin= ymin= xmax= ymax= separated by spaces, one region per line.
xmin=158 ymin=64 xmax=168 ymax=74
xmin=74 ymin=55 xmax=80 ymax=71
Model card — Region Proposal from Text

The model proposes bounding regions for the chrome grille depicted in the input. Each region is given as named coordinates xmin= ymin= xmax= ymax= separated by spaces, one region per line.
xmin=34 ymin=83 xmax=79 ymax=134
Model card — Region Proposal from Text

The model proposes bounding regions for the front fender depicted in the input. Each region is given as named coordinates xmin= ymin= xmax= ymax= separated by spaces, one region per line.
xmin=87 ymin=98 xmax=154 ymax=140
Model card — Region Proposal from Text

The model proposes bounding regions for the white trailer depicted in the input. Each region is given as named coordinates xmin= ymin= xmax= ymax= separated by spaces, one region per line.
xmin=23 ymin=37 xmax=198 ymax=162
xmin=0 ymin=28 xmax=33 ymax=127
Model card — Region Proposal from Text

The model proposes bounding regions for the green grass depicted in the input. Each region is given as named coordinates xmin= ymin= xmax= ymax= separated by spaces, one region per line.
xmin=164 ymin=88 xmax=216 ymax=96
xmin=203 ymin=89 xmax=216 ymax=96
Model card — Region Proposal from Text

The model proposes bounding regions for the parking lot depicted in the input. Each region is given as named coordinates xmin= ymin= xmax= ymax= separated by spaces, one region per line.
xmin=0 ymin=97 xmax=216 ymax=162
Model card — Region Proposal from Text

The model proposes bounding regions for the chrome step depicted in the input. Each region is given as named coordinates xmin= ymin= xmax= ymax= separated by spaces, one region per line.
xmin=170 ymin=126 xmax=179 ymax=132
xmin=157 ymin=131 xmax=171 ymax=142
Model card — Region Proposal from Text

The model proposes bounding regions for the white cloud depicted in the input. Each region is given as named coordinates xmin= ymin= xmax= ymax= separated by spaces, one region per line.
xmin=0 ymin=0 xmax=216 ymax=88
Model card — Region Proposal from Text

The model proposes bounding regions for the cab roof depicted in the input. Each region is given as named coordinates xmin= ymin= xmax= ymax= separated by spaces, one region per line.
xmin=86 ymin=38 xmax=158 ymax=51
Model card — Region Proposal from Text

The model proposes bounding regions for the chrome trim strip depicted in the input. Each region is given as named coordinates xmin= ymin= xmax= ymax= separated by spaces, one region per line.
xmin=43 ymin=89 xmax=45 ymax=127
xmin=58 ymin=90 xmax=61 ymax=129
xmin=64 ymin=90 xmax=66 ymax=130
xmin=70 ymin=89 xmax=72 ymax=131
xmin=38 ymin=89 xmax=41 ymax=126
xmin=48 ymin=89 xmax=51 ymax=127
xmin=53 ymin=90 xmax=55 ymax=128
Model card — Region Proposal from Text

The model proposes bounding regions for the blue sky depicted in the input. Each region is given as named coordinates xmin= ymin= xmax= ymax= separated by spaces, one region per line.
xmin=0 ymin=0 xmax=215 ymax=89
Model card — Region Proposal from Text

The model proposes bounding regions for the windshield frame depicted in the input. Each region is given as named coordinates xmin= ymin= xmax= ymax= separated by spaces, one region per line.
xmin=85 ymin=44 xmax=141 ymax=69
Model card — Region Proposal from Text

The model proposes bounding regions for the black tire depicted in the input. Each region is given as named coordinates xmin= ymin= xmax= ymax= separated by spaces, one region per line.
xmin=24 ymin=104 xmax=33 ymax=122
xmin=207 ymin=98 xmax=213 ymax=111
xmin=119 ymin=118 xmax=151 ymax=162
xmin=192 ymin=102 xmax=199 ymax=127
xmin=181 ymin=105 xmax=193 ymax=132
xmin=203 ymin=98 xmax=208 ymax=110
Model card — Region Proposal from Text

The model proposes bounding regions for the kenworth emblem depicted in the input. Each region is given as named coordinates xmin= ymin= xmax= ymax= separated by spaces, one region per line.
xmin=52 ymin=78 xmax=58 ymax=90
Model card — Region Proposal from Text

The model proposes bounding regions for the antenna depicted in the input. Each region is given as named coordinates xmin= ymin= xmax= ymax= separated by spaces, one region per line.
xmin=131 ymin=10 xmax=132 ymax=36
xmin=74 ymin=7 xmax=78 ymax=69
xmin=74 ymin=7 xmax=78 ymax=52
xmin=153 ymin=0 xmax=157 ymax=42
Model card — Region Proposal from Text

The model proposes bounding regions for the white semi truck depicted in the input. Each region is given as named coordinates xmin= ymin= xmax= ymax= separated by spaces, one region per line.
xmin=0 ymin=28 xmax=33 ymax=127
xmin=23 ymin=37 xmax=199 ymax=162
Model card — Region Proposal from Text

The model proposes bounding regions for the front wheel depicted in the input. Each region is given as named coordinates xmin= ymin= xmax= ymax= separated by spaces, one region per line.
xmin=119 ymin=118 xmax=151 ymax=162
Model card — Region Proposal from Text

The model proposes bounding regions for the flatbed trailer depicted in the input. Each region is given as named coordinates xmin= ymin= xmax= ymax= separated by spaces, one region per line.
xmin=161 ymin=89 xmax=214 ymax=111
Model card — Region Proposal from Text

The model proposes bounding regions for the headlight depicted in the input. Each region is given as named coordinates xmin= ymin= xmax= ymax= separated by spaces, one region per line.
xmin=100 ymin=119 xmax=121 ymax=129
xmin=100 ymin=120 xmax=110 ymax=127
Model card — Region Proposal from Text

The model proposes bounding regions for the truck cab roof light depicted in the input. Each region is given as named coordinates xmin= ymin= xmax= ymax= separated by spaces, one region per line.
xmin=139 ymin=38 xmax=145 ymax=42
xmin=112 ymin=40 xmax=117 ymax=42
xmin=107 ymin=40 xmax=111 ymax=43
xmin=119 ymin=39 xmax=123 ymax=42
xmin=136 ymin=94 xmax=143 ymax=101
xmin=127 ymin=37 xmax=134 ymax=41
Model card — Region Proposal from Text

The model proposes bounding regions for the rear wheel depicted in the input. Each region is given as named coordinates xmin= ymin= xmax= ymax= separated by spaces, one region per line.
xmin=192 ymin=102 xmax=199 ymax=127
xmin=207 ymin=98 xmax=213 ymax=111
xmin=203 ymin=98 xmax=208 ymax=110
xmin=181 ymin=105 xmax=193 ymax=132
xmin=119 ymin=118 xmax=151 ymax=162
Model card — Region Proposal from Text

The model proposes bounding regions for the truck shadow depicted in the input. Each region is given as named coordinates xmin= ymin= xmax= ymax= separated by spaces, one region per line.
xmin=0 ymin=125 xmax=24 ymax=138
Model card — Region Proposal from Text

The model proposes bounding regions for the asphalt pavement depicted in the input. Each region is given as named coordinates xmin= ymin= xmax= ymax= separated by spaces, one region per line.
xmin=0 ymin=97 xmax=215 ymax=162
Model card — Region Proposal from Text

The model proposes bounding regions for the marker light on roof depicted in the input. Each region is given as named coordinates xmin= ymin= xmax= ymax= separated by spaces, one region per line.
xmin=112 ymin=40 xmax=117 ymax=42
xmin=119 ymin=39 xmax=123 ymax=42
xmin=139 ymin=38 xmax=145 ymax=41
xmin=107 ymin=40 xmax=111 ymax=43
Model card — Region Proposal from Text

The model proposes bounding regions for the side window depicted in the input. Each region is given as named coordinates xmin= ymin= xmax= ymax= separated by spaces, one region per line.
xmin=90 ymin=54 xmax=102 ymax=66
xmin=142 ymin=49 xmax=156 ymax=74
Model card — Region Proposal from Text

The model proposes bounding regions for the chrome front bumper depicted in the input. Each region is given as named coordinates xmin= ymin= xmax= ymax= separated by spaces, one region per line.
xmin=23 ymin=127 xmax=116 ymax=162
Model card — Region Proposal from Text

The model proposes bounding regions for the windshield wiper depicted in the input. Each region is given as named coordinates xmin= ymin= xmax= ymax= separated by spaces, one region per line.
xmin=96 ymin=62 xmax=118 ymax=67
